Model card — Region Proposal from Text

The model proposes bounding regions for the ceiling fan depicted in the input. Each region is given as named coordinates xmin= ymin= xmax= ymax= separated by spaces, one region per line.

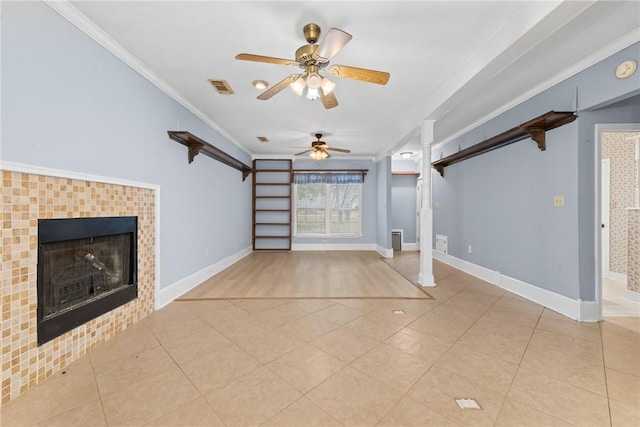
xmin=236 ymin=23 xmax=390 ymax=109
xmin=295 ymin=133 xmax=351 ymax=160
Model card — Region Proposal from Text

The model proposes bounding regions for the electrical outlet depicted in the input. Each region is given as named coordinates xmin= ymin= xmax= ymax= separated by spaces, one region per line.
xmin=468 ymin=245 xmax=472 ymax=253
xmin=553 ymin=195 xmax=565 ymax=207
xmin=435 ymin=201 xmax=441 ymax=209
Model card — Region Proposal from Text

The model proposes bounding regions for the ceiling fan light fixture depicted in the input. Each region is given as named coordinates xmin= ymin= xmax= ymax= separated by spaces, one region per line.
xmin=290 ymin=76 xmax=306 ymax=96
xmin=310 ymin=150 xmax=329 ymax=161
xmin=306 ymin=73 xmax=322 ymax=89
xmin=320 ymin=77 xmax=335 ymax=95
xmin=400 ymin=151 xmax=413 ymax=159
xmin=306 ymin=87 xmax=320 ymax=100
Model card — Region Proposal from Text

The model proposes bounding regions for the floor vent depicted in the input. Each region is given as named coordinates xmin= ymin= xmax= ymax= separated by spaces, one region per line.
xmin=208 ymin=79 xmax=234 ymax=94
xmin=455 ymin=398 xmax=482 ymax=410
xmin=392 ymin=309 xmax=406 ymax=315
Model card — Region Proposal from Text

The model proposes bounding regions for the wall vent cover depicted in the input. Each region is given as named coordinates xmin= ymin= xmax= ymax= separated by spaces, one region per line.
xmin=208 ymin=79 xmax=234 ymax=94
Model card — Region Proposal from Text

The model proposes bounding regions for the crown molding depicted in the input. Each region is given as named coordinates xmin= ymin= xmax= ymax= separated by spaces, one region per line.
xmin=432 ymin=28 xmax=640 ymax=151
xmin=43 ymin=0 xmax=251 ymax=157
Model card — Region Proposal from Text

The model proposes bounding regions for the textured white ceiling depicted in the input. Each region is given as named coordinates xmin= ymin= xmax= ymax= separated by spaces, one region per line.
xmin=62 ymin=0 xmax=639 ymax=160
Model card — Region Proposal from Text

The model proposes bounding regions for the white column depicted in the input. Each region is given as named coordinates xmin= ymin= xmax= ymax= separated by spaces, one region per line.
xmin=418 ymin=120 xmax=435 ymax=287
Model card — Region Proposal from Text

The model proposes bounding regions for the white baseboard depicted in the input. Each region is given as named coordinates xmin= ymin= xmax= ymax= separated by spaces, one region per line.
xmin=433 ymin=251 xmax=599 ymax=322
xmin=156 ymin=246 xmax=252 ymax=309
xmin=625 ymin=291 xmax=640 ymax=304
xmin=608 ymin=271 xmax=628 ymax=284
xmin=292 ymin=243 xmax=376 ymax=251
xmin=402 ymin=243 xmax=418 ymax=251
xmin=377 ymin=245 xmax=394 ymax=259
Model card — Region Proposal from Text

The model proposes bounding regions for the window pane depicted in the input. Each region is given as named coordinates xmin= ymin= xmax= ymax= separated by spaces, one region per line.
xmin=329 ymin=184 xmax=360 ymax=234
xmin=296 ymin=183 xmax=326 ymax=234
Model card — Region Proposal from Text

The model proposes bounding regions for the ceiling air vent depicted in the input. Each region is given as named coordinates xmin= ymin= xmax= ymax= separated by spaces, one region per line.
xmin=208 ymin=79 xmax=234 ymax=95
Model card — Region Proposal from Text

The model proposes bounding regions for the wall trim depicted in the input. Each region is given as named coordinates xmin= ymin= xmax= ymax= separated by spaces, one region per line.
xmin=42 ymin=0 xmax=250 ymax=157
xmin=292 ymin=243 xmax=376 ymax=252
xmin=608 ymin=271 xmax=628 ymax=284
xmin=157 ymin=246 xmax=252 ymax=309
xmin=403 ymin=243 xmax=419 ymax=251
xmin=376 ymin=245 xmax=394 ymax=259
xmin=433 ymin=251 xmax=599 ymax=322
xmin=625 ymin=291 xmax=640 ymax=304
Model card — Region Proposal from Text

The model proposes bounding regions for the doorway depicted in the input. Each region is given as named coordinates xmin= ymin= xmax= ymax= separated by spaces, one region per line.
xmin=597 ymin=125 xmax=640 ymax=317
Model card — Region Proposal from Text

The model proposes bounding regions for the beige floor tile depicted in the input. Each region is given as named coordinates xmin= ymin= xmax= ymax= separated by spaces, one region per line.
xmin=180 ymin=344 xmax=262 ymax=394
xmin=144 ymin=314 xmax=211 ymax=344
xmin=286 ymin=299 xmax=335 ymax=313
xmin=407 ymin=366 xmax=506 ymax=427
xmin=205 ymin=366 xmax=301 ymax=426
xmin=89 ymin=322 xmax=160 ymax=367
xmin=234 ymin=327 xmax=306 ymax=363
xmin=508 ymin=367 xmax=610 ymax=426
xmin=377 ymin=396 xmax=460 ymax=426
xmin=253 ymin=304 xmax=309 ymax=328
xmin=312 ymin=326 xmax=379 ymax=363
xmin=494 ymin=398 xmax=572 ymax=427
xmin=261 ymin=397 xmax=344 ymax=427
xmin=314 ymin=303 xmax=365 ymax=325
xmin=606 ymin=368 xmax=640 ymax=408
xmin=371 ymin=299 xmax=438 ymax=323
xmin=481 ymin=304 xmax=542 ymax=328
xmin=469 ymin=316 xmax=535 ymax=344
xmin=329 ymin=298 xmax=389 ymax=313
xmin=194 ymin=301 xmax=252 ymax=326
xmin=277 ymin=313 xmax=341 ymax=342
xmin=266 ymin=343 xmax=345 ymax=393
xmin=407 ymin=310 xmax=477 ymax=344
xmin=603 ymin=338 xmax=640 ymax=377
xmin=537 ymin=309 xmax=601 ymax=344
xmin=352 ymin=343 xmax=431 ymax=392
xmin=520 ymin=329 xmax=606 ymax=396
xmin=384 ymin=327 xmax=452 ymax=365
xmin=435 ymin=343 xmax=518 ymax=395
xmin=306 ymin=366 xmax=403 ymax=425
xmin=233 ymin=298 xmax=291 ymax=312
xmin=609 ymin=399 xmax=640 ymax=427
xmin=1 ymin=356 xmax=99 ymax=426
xmin=34 ymin=399 xmax=106 ymax=427
xmin=602 ymin=317 xmax=640 ymax=335
xmin=212 ymin=314 xmax=276 ymax=341
xmin=343 ymin=313 xmax=406 ymax=341
xmin=456 ymin=328 xmax=529 ymax=365
xmin=94 ymin=345 xmax=178 ymax=399
xmin=145 ymin=397 xmax=225 ymax=426
xmin=161 ymin=323 xmax=233 ymax=365
xmin=101 ymin=365 xmax=200 ymax=426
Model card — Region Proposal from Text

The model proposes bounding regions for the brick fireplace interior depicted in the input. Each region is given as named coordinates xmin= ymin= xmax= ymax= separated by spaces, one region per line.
xmin=1 ymin=170 xmax=156 ymax=404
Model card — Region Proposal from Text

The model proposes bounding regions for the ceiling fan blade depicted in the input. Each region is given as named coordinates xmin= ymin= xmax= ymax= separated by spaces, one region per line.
xmin=327 ymin=64 xmax=390 ymax=85
xmin=319 ymin=88 xmax=339 ymax=109
xmin=235 ymin=53 xmax=299 ymax=67
xmin=294 ymin=149 xmax=314 ymax=156
xmin=257 ymin=74 xmax=299 ymax=100
xmin=325 ymin=151 xmax=332 ymax=159
xmin=314 ymin=28 xmax=352 ymax=63
xmin=325 ymin=147 xmax=351 ymax=153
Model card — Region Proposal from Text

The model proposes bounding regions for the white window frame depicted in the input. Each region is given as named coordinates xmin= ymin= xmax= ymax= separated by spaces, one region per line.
xmin=293 ymin=182 xmax=363 ymax=238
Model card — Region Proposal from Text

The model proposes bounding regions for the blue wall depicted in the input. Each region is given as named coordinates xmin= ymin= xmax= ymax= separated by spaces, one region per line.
xmin=376 ymin=157 xmax=392 ymax=250
xmin=432 ymin=42 xmax=640 ymax=301
xmin=391 ymin=175 xmax=417 ymax=244
xmin=1 ymin=2 xmax=252 ymax=290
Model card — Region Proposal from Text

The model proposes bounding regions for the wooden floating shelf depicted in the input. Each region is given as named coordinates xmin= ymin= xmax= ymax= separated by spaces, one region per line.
xmin=431 ymin=111 xmax=577 ymax=177
xmin=167 ymin=131 xmax=253 ymax=181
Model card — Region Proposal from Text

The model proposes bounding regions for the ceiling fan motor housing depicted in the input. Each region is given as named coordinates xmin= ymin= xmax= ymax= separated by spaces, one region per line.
xmin=303 ymin=23 xmax=321 ymax=44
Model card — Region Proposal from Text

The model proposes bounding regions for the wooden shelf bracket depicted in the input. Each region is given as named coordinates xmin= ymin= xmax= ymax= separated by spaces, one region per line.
xmin=431 ymin=111 xmax=577 ymax=177
xmin=167 ymin=131 xmax=253 ymax=181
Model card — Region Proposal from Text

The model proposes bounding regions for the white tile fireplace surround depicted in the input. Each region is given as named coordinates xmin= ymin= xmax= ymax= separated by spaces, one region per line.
xmin=1 ymin=168 xmax=157 ymax=404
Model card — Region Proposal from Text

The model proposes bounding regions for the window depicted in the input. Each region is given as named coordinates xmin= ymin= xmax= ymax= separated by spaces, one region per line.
xmin=294 ymin=172 xmax=362 ymax=237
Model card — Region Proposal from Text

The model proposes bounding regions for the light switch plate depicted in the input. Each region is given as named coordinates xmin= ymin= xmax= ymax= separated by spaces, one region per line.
xmin=553 ymin=195 xmax=565 ymax=207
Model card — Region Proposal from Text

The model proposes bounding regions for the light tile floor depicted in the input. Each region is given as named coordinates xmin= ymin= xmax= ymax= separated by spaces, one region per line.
xmin=3 ymin=268 xmax=640 ymax=426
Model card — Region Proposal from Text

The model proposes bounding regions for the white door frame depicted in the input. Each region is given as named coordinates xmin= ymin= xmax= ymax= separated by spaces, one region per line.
xmin=595 ymin=123 xmax=640 ymax=320
xmin=601 ymin=158 xmax=611 ymax=280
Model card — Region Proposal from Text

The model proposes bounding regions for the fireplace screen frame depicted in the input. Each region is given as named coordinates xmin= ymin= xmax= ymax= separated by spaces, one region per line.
xmin=37 ymin=216 xmax=138 ymax=345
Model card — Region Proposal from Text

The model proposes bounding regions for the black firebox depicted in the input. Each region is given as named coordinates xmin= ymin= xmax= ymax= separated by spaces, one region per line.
xmin=37 ymin=216 xmax=137 ymax=345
